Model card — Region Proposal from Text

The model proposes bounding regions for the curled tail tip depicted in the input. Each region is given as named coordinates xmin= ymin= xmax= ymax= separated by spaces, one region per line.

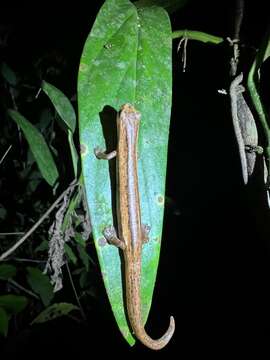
xmin=134 ymin=315 xmax=175 ymax=350
xmin=169 ymin=315 xmax=175 ymax=333
xmin=166 ymin=315 xmax=175 ymax=339
xmin=149 ymin=315 xmax=175 ymax=350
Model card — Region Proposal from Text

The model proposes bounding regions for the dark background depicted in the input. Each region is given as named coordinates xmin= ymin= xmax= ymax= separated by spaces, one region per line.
xmin=1 ymin=0 xmax=270 ymax=357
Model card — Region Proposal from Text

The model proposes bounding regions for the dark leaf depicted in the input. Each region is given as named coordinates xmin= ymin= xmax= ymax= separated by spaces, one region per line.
xmin=0 ymin=295 xmax=28 ymax=313
xmin=8 ymin=109 xmax=59 ymax=186
xmin=0 ymin=307 xmax=9 ymax=337
xmin=26 ymin=267 xmax=54 ymax=307
xmin=0 ymin=264 xmax=17 ymax=280
xmin=31 ymin=303 xmax=79 ymax=324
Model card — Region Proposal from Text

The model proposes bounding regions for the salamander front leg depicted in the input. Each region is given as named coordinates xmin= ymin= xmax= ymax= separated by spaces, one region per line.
xmin=142 ymin=224 xmax=151 ymax=244
xmin=103 ymin=225 xmax=126 ymax=250
xmin=94 ymin=147 xmax=117 ymax=160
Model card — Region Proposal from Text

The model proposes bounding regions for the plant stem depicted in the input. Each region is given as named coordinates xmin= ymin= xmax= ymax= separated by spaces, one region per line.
xmin=0 ymin=232 xmax=25 ymax=236
xmin=172 ymin=30 xmax=223 ymax=44
xmin=8 ymin=279 xmax=39 ymax=299
xmin=65 ymin=261 xmax=86 ymax=321
xmin=0 ymin=145 xmax=12 ymax=165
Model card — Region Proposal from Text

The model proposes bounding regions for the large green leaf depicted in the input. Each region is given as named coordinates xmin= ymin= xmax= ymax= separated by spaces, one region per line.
xmin=26 ymin=267 xmax=54 ymax=307
xmin=78 ymin=0 xmax=172 ymax=346
xmin=8 ymin=109 xmax=59 ymax=186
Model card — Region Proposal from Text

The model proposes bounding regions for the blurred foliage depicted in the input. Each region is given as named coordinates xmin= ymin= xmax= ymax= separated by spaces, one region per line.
xmin=0 ymin=29 xmax=96 ymax=339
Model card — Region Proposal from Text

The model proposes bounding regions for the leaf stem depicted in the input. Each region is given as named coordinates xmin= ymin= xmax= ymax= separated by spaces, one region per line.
xmin=172 ymin=30 xmax=223 ymax=44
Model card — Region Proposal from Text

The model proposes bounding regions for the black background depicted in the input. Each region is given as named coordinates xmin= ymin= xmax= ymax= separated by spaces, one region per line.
xmin=1 ymin=0 xmax=270 ymax=357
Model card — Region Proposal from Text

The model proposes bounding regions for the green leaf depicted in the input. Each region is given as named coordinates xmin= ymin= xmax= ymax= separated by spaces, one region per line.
xmin=68 ymin=129 xmax=79 ymax=178
xmin=79 ymin=271 xmax=89 ymax=289
xmin=77 ymin=244 xmax=89 ymax=271
xmin=0 ymin=295 xmax=28 ymax=313
xmin=42 ymin=81 xmax=76 ymax=133
xmin=61 ymin=181 xmax=82 ymax=233
xmin=34 ymin=239 xmax=48 ymax=253
xmin=78 ymin=0 xmax=172 ymax=346
xmin=0 ymin=264 xmax=17 ymax=280
xmin=0 ymin=307 xmax=9 ymax=337
xmin=42 ymin=81 xmax=78 ymax=177
xmin=247 ymin=25 xmax=270 ymax=202
xmin=247 ymin=26 xmax=270 ymax=130
xmin=74 ymin=232 xmax=86 ymax=247
xmin=8 ymin=109 xmax=59 ymax=186
xmin=64 ymin=244 xmax=77 ymax=265
xmin=0 ymin=62 xmax=17 ymax=86
xmin=31 ymin=302 xmax=79 ymax=324
xmin=37 ymin=108 xmax=53 ymax=133
xmin=26 ymin=267 xmax=54 ymax=307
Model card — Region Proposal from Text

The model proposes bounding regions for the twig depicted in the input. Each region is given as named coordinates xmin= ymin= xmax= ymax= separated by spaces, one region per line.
xmin=8 ymin=278 xmax=39 ymax=299
xmin=0 ymin=232 xmax=25 ymax=236
xmin=13 ymin=257 xmax=47 ymax=264
xmin=65 ymin=261 xmax=86 ymax=321
xmin=228 ymin=0 xmax=245 ymax=76
xmin=0 ymin=145 xmax=12 ymax=165
xmin=0 ymin=180 xmax=78 ymax=261
xmin=0 ymin=257 xmax=46 ymax=264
